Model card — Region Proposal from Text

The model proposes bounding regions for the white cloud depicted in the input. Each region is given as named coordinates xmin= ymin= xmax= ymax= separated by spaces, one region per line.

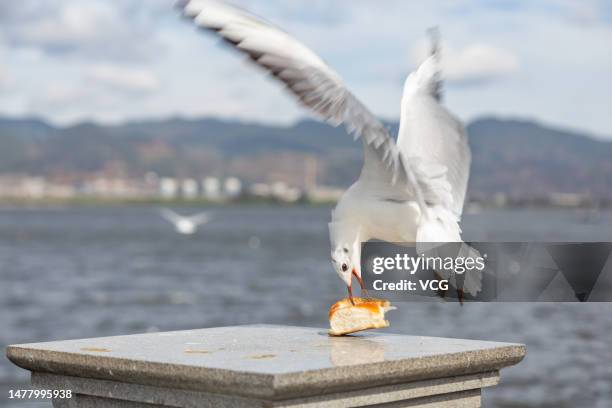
xmin=445 ymin=44 xmax=520 ymax=84
xmin=412 ymin=42 xmax=520 ymax=85
xmin=17 ymin=3 xmax=110 ymax=45
xmin=42 ymin=82 xmax=83 ymax=104
xmin=31 ymin=80 xmax=127 ymax=124
xmin=26 ymin=64 xmax=161 ymax=124
xmin=0 ymin=0 xmax=164 ymax=61
xmin=87 ymin=64 xmax=160 ymax=94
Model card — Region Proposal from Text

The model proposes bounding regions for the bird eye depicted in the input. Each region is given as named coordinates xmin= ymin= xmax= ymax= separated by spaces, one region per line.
xmin=343 ymin=247 xmax=349 ymax=253
xmin=341 ymin=263 xmax=348 ymax=272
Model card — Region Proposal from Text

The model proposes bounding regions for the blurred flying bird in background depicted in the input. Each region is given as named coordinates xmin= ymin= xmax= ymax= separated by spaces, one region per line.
xmin=160 ymin=208 xmax=210 ymax=235
xmin=178 ymin=0 xmax=480 ymax=301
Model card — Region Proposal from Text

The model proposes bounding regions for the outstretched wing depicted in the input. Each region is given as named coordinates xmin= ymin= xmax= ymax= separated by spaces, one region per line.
xmin=178 ymin=0 xmax=447 ymax=211
xmin=187 ymin=212 xmax=210 ymax=226
xmin=398 ymin=54 xmax=471 ymax=218
xmin=159 ymin=208 xmax=184 ymax=224
xmin=400 ymin=46 xmax=479 ymax=295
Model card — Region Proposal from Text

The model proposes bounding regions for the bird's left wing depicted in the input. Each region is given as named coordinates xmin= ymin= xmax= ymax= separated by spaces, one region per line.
xmin=160 ymin=208 xmax=183 ymax=223
xmin=178 ymin=0 xmax=445 ymax=211
xmin=188 ymin=212 xmax=210 ymax=225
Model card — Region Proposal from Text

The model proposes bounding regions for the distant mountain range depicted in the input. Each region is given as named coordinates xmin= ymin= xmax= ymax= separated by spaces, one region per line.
xmin=1 ymin=115 xmax=611 ymax=199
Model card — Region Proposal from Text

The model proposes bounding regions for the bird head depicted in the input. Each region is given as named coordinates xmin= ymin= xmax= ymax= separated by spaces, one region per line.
xmin=329 ymin=221 xmax=361 ymax=288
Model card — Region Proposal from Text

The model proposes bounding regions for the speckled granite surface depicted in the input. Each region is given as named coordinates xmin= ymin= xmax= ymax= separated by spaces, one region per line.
xmin=7 ymin=324 xmax=525 ymax=403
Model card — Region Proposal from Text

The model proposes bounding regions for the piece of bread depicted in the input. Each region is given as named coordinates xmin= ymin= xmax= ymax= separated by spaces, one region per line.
xmin=328 ymin=297 xmax=395 ymax=336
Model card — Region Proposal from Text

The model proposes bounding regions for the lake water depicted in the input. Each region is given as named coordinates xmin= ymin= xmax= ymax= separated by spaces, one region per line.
xmin=1 ymin=206 xmax=611 ymax=407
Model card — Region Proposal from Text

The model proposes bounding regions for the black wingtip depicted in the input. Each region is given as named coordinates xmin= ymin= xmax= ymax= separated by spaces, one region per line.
xmin=427 ymin=26 xmax=441 ymax=57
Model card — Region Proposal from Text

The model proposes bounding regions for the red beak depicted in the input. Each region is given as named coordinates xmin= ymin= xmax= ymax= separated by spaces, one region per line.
xmin=347 ymin=284 xmax=355 ymax=305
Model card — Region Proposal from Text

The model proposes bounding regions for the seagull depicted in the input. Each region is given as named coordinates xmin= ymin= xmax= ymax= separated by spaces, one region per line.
xmin=160 ymin=208 xmax=210 ymax=235
xmin=178 ymin=1 xmax=481 ymax=300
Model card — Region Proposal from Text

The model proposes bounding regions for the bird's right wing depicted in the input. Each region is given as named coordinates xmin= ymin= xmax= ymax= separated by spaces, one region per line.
xmin=188 ymin=212 xmax=210 ymax=225
xmin=179 ymin=0 xmax=445 ymax=210
xmin=399 ymin=41 xmax=480 ymax=296
xmin=159 ymin=208 xmax=183 ymax=224
xmin=398 ymin=54 xmax=471 ymax=219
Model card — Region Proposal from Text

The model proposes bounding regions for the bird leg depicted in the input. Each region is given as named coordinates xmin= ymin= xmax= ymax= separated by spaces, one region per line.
xmin=347 ymin=285 xmax=355 ymax=305
xmin=433 ymin=270 xmax=447 ymax=300
xmin=456 ymin=288 xmax=465 ymax=306
xmin=353 ymin=269 xmax=369 ymax=298
xmin=433 ymin=270 xmax=464 ymax=305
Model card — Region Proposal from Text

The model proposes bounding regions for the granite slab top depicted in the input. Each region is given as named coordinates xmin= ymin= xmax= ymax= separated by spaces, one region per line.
xmin=6 ymin=324 xmax=526 ymax=400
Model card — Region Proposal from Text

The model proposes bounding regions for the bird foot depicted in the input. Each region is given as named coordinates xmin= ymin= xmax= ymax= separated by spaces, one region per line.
xmin=361 ymin=288 xmax=370 ymax=299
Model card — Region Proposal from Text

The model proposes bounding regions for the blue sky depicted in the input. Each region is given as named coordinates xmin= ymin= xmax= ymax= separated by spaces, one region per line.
xmin=0 ymin=0 xmax=611 ymax=138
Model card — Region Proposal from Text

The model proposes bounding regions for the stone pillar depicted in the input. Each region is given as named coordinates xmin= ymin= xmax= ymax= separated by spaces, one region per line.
xmin=6 ymin=325 xmax=525 ymax=407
